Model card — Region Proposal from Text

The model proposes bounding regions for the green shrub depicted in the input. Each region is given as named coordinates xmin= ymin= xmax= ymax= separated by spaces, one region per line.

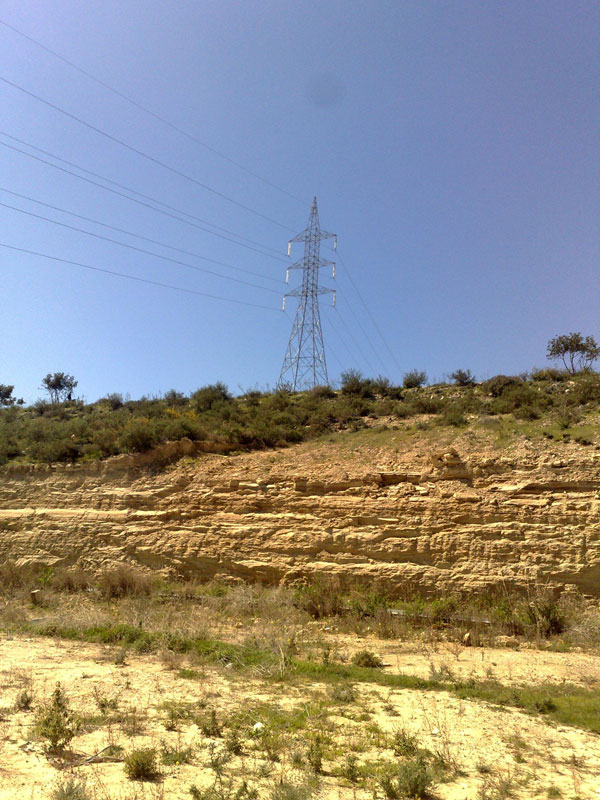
xmin=450 ymin=369 xmax=476 ymax=386
xmin=294 ymin=580 xmax=345 ymax=619
xmin=33 ymin=683 xmax=77 ymax=752
xmin=15 ymin=688 xmax=34 ymax=711
xmin=119 ymin=418 xmax=160 ymax=452
xmin=392 ymin=727 xmax=420 ymax=757
xmin=124 ymin=747 xmax=161 ymax=781
xmin=350 ymin=649 xmax=384 ymax=668
xmin=306 ymin=733 xmax=324 ymax=774
xmin=191 ymin=382 xmax=232 ymax=412
xmin=403 ymin=370 xmax=427 ymax=389
xmin=199 ymin=707 xmax=222 ymax=737
xmin=482 ymin=375 xmax=523 ymax=397
xmin=51 ymin=776 xmax=91 ymax=800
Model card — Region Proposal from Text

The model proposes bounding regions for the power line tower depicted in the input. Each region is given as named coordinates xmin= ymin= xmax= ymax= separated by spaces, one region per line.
xmin=277 ymin=197 xmax=337 ymax=391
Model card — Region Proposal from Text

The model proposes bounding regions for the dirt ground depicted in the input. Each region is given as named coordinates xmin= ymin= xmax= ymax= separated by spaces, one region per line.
xmin=1 ymin=632 xmax=600 ymax=800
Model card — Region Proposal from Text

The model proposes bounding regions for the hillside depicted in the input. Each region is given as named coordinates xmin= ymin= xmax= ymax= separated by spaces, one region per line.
xmin=2 ymin=409 xmax=600 ymax=596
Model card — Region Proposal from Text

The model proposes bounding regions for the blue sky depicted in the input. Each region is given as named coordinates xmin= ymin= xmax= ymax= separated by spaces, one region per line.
xmin=2 ymin=1 xmax=599 ymax=403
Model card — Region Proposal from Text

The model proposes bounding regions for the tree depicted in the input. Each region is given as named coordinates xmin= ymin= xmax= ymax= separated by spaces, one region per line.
xmin=546 ymin=333 xmax=600 ymax=375
xmin=40 ymin=373 xmax=78 ymax=403
xmin=0 ymin=385 xmax=24 ymax=406
xmin=450 ymin=369 xmax=476 ymax=387
xmin=403 ymin=370 xmax=427 ymax=389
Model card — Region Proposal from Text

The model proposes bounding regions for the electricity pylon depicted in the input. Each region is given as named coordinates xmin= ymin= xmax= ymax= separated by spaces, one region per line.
xmin=277 ymin=197 xmax=336 ymax=391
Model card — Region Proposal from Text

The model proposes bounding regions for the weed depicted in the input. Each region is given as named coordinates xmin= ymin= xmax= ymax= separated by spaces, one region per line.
xmin=14 ymin=688 xmax=34 ymax=711
xmin=161 ymin=740 xmax=194 ymax=765
xmin=392 ymin=727 xmax=420 ymax=758
xmin=328 ymin=683 xmax=356 ymax=703
xmin=377 ymin=755 xmax=433 ymax=799
xmin=33 ymin=683 xmax=78 ymax=753
xmin=271 ymin=781 xmax=314 ymax=800
xmin=51 ymin=776 xmax=91 ymax=800
xmin=224 ymin=727 xmax=243 ymax=755
xmin=199 ymin=707 xmax=222 ymax=737
xmin=93 ymin=686 xmax=119 ymax=714
xmin=341 ymin=753 xmax=360 ymax=782
xmin=124 ymin=747 xmax=161 ymax=781
xmin=350 ymin=650 xmax=384 ymax=668
xmin=306 ymin=733 xmax=324 ymax=774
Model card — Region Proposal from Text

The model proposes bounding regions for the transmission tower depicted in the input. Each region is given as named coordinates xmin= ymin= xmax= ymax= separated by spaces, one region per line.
xmin=277 ymin=197 xmax=337 ymax=391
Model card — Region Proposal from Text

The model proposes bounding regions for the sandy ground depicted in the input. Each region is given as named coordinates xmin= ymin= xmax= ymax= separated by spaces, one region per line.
xmin=1 ymin=633 xmax=600 ymax=800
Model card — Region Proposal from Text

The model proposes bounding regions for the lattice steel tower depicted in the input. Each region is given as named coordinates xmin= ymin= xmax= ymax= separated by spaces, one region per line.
xmin=277 ymin=197 xmax=337 ymax=390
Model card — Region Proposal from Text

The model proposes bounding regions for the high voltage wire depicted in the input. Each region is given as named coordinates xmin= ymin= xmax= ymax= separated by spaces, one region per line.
xmin=0 ymin=200 xmax=282 ymax=296
xmin=329 ymin=308 xmax=378 ymax=376
xmin=0 ymin=134 xmax=287 ymax=262
xmin=1 ymin=243 xmax=279 ymax=312
xmin=336 ymin=249 xmax=403 ymax=374
xmin=0 ymin=187 xmax=284 ymax=286
xmin=0 ymin=18 xmax=305 ymax=205
xmin=335 ymin=289 xmax=389 ymax=375
xmin=0 ymin=76 xmax=296 ymax=232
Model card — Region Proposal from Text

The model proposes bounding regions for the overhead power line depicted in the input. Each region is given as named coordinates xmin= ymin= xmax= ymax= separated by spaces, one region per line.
xmin=0 ymin=17 xmax=304 ymax=204
xmin=0 ymin=187 xmax=284 ymax=285
xmin=0 ymin=200 xmax=282 ymax=296
xmin=336 ymin=249 xmax=403 ymax=375
xmin=1 ymin=242 xmax=279 ymax=312
xmin=0 ymin=134 xmax=287 ymax=262
xmin=0 ymin=75 xmax=295 ymax=232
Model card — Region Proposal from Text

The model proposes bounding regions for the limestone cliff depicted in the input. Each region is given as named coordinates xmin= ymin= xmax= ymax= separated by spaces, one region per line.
xmin=1 ymin=432 xmax=599 ymax=595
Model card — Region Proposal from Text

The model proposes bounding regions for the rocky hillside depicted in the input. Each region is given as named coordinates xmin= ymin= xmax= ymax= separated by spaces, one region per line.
xmin=1 ymin=427 xmax=599 ymax=596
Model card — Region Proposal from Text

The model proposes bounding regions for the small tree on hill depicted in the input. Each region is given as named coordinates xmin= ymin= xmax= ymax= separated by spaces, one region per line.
xmin=450 ymin=369 xmax=476 ymax=387
xmin=40 ymin=373 xmax=78 ymax=403
xmin=546 ymin=333 xmax=600 ymax=375
xmin=0 ymin=385 xmax=24 ymax=406
xmin=403 ymin=370 xmax=427 ymax=389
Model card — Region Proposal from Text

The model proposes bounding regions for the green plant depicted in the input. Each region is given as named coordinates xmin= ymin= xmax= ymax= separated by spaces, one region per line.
xmin=161 ymin=740 xmax=194 ymax=765
xmin=329 ymin=684 xmax=356 ymax=704
xmin=392 ymin=727 xmax=419 ymax=757
xmin=351 ymin=649 xmax=384 ymax=668
xmin=51 ymin=776 xmax=91 ymax=800
xmin=547 ymin=332 xmax=600 ymax=374
xmin=306 ymin=733 xmax=324 ymax=774
xmin=378 ymin=756 xmax=433 ymax=799
xmin=124 ymin=747 xmax=161 ymax=781
xmin=41 ymin=372 xmax=78 ymax=403
xmin=403 ymin=370 xmax=427 ymax=389
xmin=450 ymin=369 xmax=476 ymax=386
xmin=33 ymin=683 xmax=78 ymax=753
xmin=200 ymin=707 xmax=222 ymax=737
xmin=271 ymin=781 xmax=314 ymax=800
xmin=14 ymin=688 xmax=34 ymax=711
xmin=341 ymin=753 xmax=360 ymax=782
xmin=224 ymin=727 xmax=244 ymax=754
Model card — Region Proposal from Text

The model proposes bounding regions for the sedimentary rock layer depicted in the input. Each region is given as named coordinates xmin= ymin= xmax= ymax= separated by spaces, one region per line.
xmin=1 ymin=437 xmax=599 ymax=595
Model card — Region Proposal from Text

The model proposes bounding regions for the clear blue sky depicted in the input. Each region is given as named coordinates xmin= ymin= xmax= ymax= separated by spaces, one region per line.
xmin=2 ymin=1 xmax=599 ymax=403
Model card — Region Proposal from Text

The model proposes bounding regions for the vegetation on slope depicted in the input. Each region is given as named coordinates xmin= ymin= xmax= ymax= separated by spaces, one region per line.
xmin=1 ymin=369 xmax=600 ymax=465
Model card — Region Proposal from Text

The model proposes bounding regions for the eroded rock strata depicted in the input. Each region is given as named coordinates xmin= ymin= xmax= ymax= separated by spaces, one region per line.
xmin=1 ymin=437 xmax=599 ymax=595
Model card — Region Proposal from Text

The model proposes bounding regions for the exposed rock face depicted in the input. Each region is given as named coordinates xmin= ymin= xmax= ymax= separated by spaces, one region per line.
xmin=1 ymin=436 xmax=600 ymax=595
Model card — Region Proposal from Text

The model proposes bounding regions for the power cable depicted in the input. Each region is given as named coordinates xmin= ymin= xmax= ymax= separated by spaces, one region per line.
xmin=0 ymin=134 xmax=287 ymax=262
xmin=0 ymin=17 xmax=305 ymax=204
xmin=0 ymin=75 xmax=295 ymax=231
xmin=335 ymin=288 xmax=389 ymax=375
xmin=330 ymin=307 xmax=379 ymax=376
xmin=0 ymin=187 xmax=284 ymax=285
xmin=1 ymin=243 xmax=279 ymax=312
xmin=0 ymin=200 xmax=282 ymax=295
xmin=336 ymin=249 xmax=403 ymax=374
